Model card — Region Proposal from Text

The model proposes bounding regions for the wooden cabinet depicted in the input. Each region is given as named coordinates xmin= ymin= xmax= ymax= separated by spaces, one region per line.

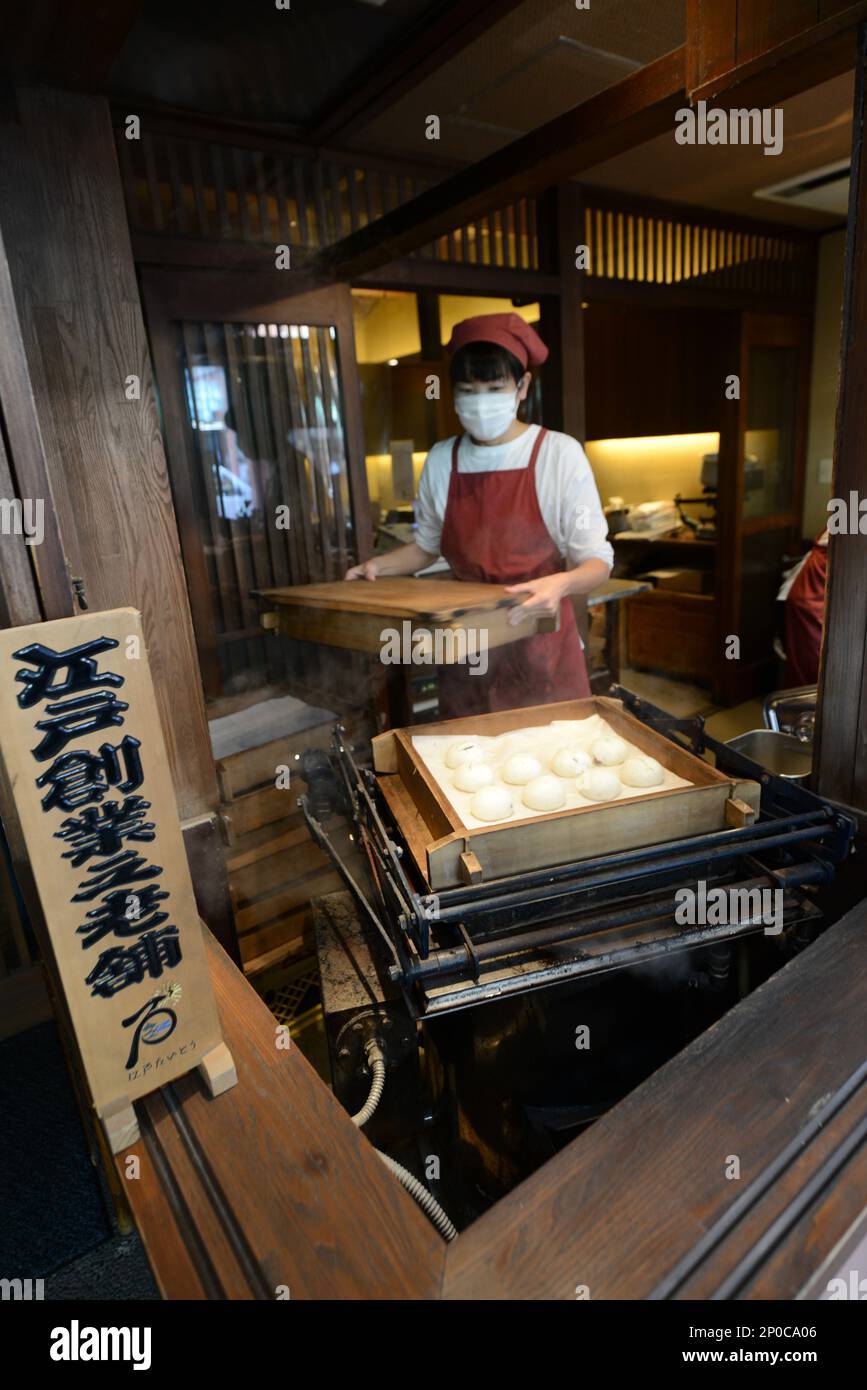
xmin=584 ymin=302 xmax=734 ymax=440
xmin=626 ymin=590 xmax=718 ymax=682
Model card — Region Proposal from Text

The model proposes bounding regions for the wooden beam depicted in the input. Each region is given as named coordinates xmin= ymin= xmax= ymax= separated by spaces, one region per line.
xmin=355 ymin=257 xmax=559 ymax=298
xmin=317 ymin=47 xmax=687 ymax=281
xmin=814 ymin=21 xmax=867 ymax=814
xmin=306 ymin=0 xmax=528 ymax=147
xmin=689 ymin=0 xmax=867 ymax=102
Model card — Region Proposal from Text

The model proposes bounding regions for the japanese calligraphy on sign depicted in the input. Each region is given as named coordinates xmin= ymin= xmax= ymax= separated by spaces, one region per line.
xmin=0 ymin=609 xmax=234 ymax=1152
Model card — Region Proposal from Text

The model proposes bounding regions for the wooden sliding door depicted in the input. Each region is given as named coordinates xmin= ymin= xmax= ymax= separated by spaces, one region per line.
xmin=141 ymin=271 xmax=372 ymax=703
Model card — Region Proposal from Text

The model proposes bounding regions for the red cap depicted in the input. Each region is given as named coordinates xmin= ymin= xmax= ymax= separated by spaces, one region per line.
xmin=446 ymin=313 xmax=549 ymax=369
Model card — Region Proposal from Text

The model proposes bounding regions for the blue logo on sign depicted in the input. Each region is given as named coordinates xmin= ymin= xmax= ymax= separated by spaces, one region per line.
xmin=142 ymin=1016 xmax=173 ymax=1043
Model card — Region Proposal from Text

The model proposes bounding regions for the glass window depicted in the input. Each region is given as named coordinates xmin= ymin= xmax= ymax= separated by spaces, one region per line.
xmin=178 ymin=319 xmax=353 ymax=694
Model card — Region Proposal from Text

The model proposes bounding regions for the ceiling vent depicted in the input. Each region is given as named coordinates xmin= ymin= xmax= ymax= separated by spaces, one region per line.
xmin=754 ymin=159 xmax=850 ymax=216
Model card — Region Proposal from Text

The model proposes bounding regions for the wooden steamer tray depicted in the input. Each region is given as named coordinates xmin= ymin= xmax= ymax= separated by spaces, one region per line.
xmin=372 ymin=696 xmax=762 ymax=891
xmin=256 ymin=577 xmax=558 ymax=657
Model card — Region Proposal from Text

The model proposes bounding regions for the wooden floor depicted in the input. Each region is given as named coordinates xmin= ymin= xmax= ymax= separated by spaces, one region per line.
xmin=117 ymin=898 xmax=867 ymax=1300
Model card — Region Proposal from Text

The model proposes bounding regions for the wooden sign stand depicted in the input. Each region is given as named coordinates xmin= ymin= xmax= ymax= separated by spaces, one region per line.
xmin=0 ymin=608 xmax=237 ymax=1154
xmin=100 ymin=1042 xmax=238 ymax=1154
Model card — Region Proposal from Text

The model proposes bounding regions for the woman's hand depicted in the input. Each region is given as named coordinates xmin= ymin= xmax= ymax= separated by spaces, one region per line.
xmin=345 ymin=559 xmax=379 ymax=580
xmin=505 ymin=574 xmax=568 ymax=624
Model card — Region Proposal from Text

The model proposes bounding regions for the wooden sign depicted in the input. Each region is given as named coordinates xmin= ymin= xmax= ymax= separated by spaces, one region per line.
xmin=0 ymin=608 xmax=236 ymax=1153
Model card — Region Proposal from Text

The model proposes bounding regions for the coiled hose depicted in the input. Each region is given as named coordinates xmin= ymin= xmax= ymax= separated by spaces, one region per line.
xmin=351 ymin=1040 xmax=386 ymax=1127
xmin=348 ymin=1038 xmax=457 ymax=1241
xmin=376 ymin=1149 xmax=458 ymax=1243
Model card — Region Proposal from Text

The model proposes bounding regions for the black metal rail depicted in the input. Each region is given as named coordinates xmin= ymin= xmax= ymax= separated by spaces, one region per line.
xmin=394 ymin=868 xmax=825 ymax=986
xmin=302 ymin=701 xmax=855 ymax=1010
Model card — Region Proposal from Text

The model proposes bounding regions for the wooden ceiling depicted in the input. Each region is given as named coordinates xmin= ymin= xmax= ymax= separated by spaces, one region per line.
xmin=2 ymin=0 xmax=854 ymax=231
xmin=2 ymin=0 xmax=684 ymax=150
xmin=346 ymin=0 xmax=686 ymax=164
xmin=584 ymin=71 xmax=854 ymax=229
xmin=4 ymin=0 xmax=451 ymax=128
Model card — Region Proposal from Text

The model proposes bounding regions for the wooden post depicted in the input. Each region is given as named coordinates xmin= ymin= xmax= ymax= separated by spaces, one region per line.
xmin=0 ymin=87 xmax=239 ymax=958
xmin=0 ymin=87 xmax=219 ymax=826
xmin=538 ymin=185 xmax=586 ymax=443
xmin=558 ymin=184 xmax=586 ymax=445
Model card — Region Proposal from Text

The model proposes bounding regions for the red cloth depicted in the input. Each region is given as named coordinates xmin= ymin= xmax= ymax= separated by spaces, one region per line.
xmin=437 ymin=427 xmax=590 ymax=718
xmin=446 ymin=313 xmax=549 ymax=368
xmin=784 ymin=538 xmax=827 ymax=686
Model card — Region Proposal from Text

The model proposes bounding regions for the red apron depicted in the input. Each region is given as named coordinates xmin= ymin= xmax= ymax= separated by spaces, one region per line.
xmin=437 ymin=426 xmax=591 ymax=718
xmin=784 ymin=536 xmax=827 ymax=686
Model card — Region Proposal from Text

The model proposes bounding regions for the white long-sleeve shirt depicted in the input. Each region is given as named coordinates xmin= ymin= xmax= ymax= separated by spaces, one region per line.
xmin=414 ymin=424 xmax=614 ymax=572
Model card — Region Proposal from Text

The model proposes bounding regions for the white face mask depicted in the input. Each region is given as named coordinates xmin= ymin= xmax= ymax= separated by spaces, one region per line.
xmin=454 ymin=389 xmax=519 ymax=442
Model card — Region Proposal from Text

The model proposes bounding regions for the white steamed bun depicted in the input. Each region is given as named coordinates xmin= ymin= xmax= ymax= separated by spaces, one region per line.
xmin=523 ymin=775 xmax=567 ymax=813
xmin=453 ymin=762 xmax=494 ymax=793
xmin=502 ymin=753 xmax=545 ymax=786
xmin=470 ymin=785 xmax=513 ymax=822
xmin=577 ymin=767 xmax=622 ymax=801
xmin=620 ymin=754 xmax=665 ymax=788
xmin=551 ymin=746 xmax=593 ymax=778
xmin=445 ymin=738 xmax=485 ymax=769
xmin=590 ymin=734 xmax=628 ymax=766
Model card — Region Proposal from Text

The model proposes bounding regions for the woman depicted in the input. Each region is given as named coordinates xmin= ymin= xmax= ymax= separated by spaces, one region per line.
xmin=346 ymin=313 xmax=613 ymax=716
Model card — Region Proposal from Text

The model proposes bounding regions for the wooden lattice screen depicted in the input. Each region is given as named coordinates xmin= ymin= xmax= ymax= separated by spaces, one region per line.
xmin=114 ymin=121 xmax=540 ymax=271
xmin=581 ymin=194 xmax=814 ymax=299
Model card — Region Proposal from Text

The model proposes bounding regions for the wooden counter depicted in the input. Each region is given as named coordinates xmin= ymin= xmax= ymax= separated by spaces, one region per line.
xmin=115 ymin=927 xmax=445 ymax=1300
xmin=117 ymin=896 xmax=867 ymax=1300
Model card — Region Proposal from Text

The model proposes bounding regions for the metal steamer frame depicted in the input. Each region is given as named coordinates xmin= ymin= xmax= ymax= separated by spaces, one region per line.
xmin=301 ymin=688 xmax=855 ymax=1018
